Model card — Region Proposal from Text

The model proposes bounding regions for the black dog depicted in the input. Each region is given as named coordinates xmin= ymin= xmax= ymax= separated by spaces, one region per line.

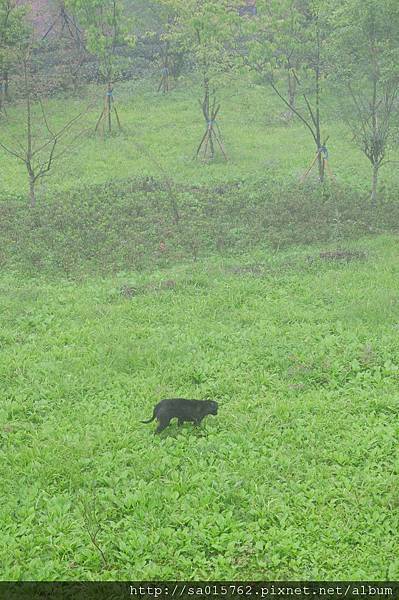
xmin=141 ymin=398 xmax=218 ymax=433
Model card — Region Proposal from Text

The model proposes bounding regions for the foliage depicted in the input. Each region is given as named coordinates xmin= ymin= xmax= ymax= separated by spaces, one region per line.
xmin=65 ymin=0 xmax=135 ymax=82
xmin=239 ymin=0 xmax=337 ymax=180
xmin=141 ymin=2 xmax=185 ymax=87
xmin=1 ymin=233 xmax=399 ymax=578
xmin=159 ymin=0 xmax=240 ymax=85
xmin=0 ymin=0 xmax=30 ymax=102
xmin=236 ymin=0 xmax=305 ymax=92
xmin=0 ymin=0 xmax=29 ymax=62
xmin=330 ymin=0 xmax=399 ymax=203
xmin=1 ymin=177 xmax=399 ymax=275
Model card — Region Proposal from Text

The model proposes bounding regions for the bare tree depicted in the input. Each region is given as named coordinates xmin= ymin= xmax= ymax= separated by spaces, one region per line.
xmin=332 ymin=0 xmax=399 ymax=204
xmin=0 ymin=54 xmax=89 ymax=206
xmin=161 ymin=0 xmax=237 ymax=161
xmin=348 ymin=81 xmax=399 ymax=204
xmin=66 ymin=0 xmax=135 ymax=134
xmin=238 ymin=0 xmax=332 ymax=182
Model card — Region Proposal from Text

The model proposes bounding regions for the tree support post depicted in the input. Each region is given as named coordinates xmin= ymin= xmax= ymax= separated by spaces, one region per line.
xmin=196 ymin=82 xmax=227 ymax=161
xmin=301 ymin=138 xmax=335 ymax=183
xmin=95 ymin=83 xmax=122 ymax=135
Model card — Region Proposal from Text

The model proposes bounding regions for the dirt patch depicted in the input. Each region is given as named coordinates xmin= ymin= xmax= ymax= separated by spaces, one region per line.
xmin=120 ymin=284 xmax=138 ymax=298
xmin=309 ymin=249 xmax=368 ymax=263
xmin=120 ymin=279 xmax=177 ymax=298
xmin=226 ymin=264 xmax=267 ymax=276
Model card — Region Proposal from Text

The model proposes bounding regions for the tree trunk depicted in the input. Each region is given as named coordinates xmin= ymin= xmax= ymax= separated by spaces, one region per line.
xmin=29 ymin=175 xmax=36 ymax=208
xmin=315 ymin=24 xmax=324 ymax=184
xmin=25 ymin=61 xmax=35 ymax=208
xmin=287 ymin=72 xmax=297 ymax=120
xmin=317 ymin=151 xmax=325 ymax=183
xmin=4 ymin=71 xmax=9 ymax=100
xmin=315 ymin=129 xmax=324 ymax=183
xmin=0 ymin=73 xmax=4 ymax=113
xmin=0 ymin=71 xmax=9 ymax=109
xmin=209 ymin=129 xmax=214 ymax=159
xmin=107 ymin=83 xmax=112 ymax=133
xmin=371 ymin=163 xmax=379 ymax=205
xmin=317 ymin=148 xmax=326 ymax=183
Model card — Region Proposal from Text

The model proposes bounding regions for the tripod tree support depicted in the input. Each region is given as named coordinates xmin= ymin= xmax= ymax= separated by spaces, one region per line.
xmin=95 ymin=83 xmax=122 ymax=135
xmin=301 ymin=138 xmax=336 ymax=183
xmin=158 ymin=66 xmax=170 ymax=94
xmin=157 ymin=39 xmax=172 ymax=94
xmin=196 ymin=81 xmax=227 ymax=161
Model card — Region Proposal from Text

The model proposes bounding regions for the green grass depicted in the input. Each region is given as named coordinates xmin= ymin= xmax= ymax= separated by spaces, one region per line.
xmin=1 ymin=74 xmax=399 ymax=580
xmin=1 ymin=76 xmax=399 ymax=200
xmin=1 ymin=234 xmax=399 ymax=579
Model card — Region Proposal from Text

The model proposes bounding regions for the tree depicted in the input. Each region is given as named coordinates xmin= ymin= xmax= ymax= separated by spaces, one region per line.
xmin=66 ymin=0 xmax=135 ymax=133
xmin=236 ymin=0 xmax=305 ymax=119
xmin=39 ymin=0 xmax=87 ymax=95
xmin=141 ymin=2 xmax=185 ymax=94
xmin=0 ymin=52 xmax=88 ymax=206
xmin=160 ymin=0 xmax=239 ymax=160
xmin=239 ymin=0 xmax=334 ymax=181
xmin=0 ymin=0 xmax=29 ymax=112
xmin=332 ymin=0 xmax=399 ymax=204
xmin=157 ymin=16 xmax=185 ymax=94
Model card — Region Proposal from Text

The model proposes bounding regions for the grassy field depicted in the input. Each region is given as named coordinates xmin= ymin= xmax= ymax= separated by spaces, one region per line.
xmin=1 ymin=77 xmax=399 ymax=580
xmin=1 ymin=235 xmax=399 ymax=579
xmin=1 ymin=75 xmax=399 ymax=200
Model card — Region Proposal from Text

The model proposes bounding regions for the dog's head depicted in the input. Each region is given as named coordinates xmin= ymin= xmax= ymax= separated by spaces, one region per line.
xmin=206 ymin=400 xmax=218 ymax=415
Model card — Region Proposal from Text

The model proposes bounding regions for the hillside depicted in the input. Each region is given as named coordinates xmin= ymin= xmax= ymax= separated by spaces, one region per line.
xmin=1 ymin=235 xmax=399 ymax=579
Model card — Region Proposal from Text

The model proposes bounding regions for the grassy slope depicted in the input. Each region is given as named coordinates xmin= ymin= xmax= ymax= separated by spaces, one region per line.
xmin=1 ymin=76 xmax=399 ymax=580
xmin=1 ymin=235 xmax=399 ymax=579
xmin=1 ymin=76 xmax=399 ymax=199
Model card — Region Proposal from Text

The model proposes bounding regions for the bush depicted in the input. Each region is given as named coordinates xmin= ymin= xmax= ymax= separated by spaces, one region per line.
xmin=1 ymin=178 xmax=398 ymax=276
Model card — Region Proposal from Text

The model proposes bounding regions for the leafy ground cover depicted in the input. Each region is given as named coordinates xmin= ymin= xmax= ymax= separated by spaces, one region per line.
xmin=1 ymin=234 xmax=399 ymax=579
xmin=1 ymin=178 xmax=399 ymax=276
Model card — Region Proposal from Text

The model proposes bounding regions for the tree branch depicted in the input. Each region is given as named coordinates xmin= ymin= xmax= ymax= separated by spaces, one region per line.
xmin=269 ymin=81 xmax=317 ymax=145
xmin=0 ymin=139 xmax=25 ymax=162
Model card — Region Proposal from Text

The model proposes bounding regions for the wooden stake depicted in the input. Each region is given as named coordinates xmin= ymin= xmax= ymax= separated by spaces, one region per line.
xmin=301 ymin=139 xmax=334 ymax=183
xmin=196 ymin=85 xmax=227 ymax=161
xmin=95 ymin=83 xmax=122 ymax=134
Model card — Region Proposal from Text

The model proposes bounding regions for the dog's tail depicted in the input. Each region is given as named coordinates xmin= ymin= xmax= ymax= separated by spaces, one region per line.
xmin=141 ymin=408 xmax=156 ymax=424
